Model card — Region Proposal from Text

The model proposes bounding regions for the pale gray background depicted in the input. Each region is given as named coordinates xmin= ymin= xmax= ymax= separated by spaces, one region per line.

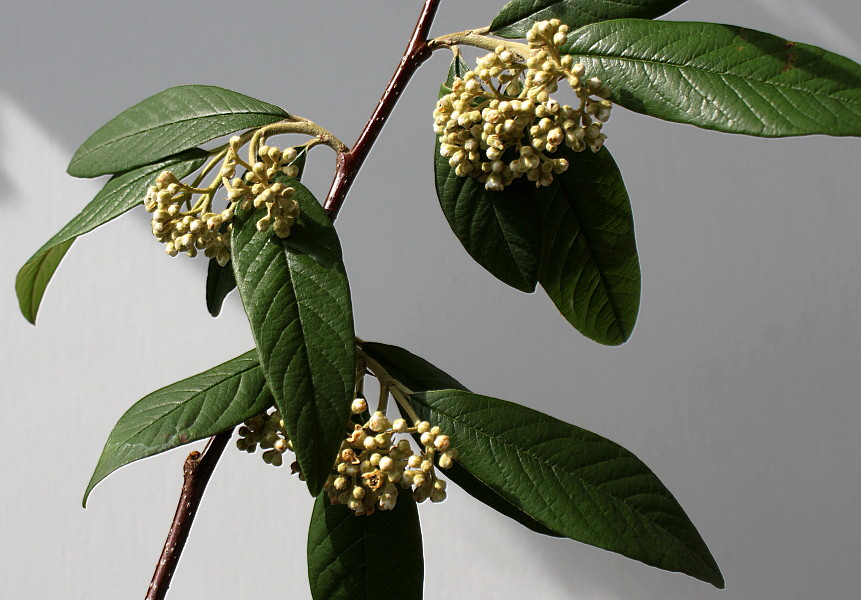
xmin=2 ymin=1 xmax=860 ymax=598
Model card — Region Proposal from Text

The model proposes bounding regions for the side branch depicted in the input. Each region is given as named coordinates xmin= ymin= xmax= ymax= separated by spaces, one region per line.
xmin=145 ymin=429 xmax=233 ymax=600
xmin=323 ymin=0 xmax=443 ymax=219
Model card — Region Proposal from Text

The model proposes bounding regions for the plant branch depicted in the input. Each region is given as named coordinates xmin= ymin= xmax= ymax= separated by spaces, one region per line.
xmin=146 ymin=3 xmax=445 ymax=598
xmin=145 ymin=429 xmax=233 ymax=600
xmin=323 ymin=0 xmax=442 ymax=220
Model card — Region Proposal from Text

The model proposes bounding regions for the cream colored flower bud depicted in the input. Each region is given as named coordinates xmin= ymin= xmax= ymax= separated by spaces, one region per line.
xmin=416 ymin=421 xmax=431 ymax=434
xmin=392 ymin=419 xmax=408 ymax=433
xmin=363 ymin=436 xmax=378 ymax=451
xmin=351 ymin=397 xmax=368 ymax=414
xmin=274 ymin=439 xmax=288 ymax=453
xmin=334 ymin=476 xmax=348 ymax=490
xmin=408 ymin=454 xmax=422 ymax=469
xmin=420 ymin=432 xmax=434 ymax=446
xmin=433 ymin=435 xmax=451 ymax=451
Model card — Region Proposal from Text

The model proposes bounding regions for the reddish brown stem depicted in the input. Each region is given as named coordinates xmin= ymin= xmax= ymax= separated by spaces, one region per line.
xmin=145 ymin=429 xmax=232 ymax=600
xmin=324 ymin=0 xmax=442 ymax=220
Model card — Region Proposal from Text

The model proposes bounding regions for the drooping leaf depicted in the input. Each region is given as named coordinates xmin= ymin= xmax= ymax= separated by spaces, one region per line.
xmin=68 ymin=85 xmax=289 ymax=177
xmin=561 ymin=19 xmax=861 ymax=137
xmin=17 ymin=150 xmax=207 ymax=324
xmin=203 ymin=147 xmax=309 ymax=318
xmin=538 ymin=146 xmax=640 ymax=345
xmin=231 ymin=179 xmax=354 ymax=496
xmin=307 ymin=494 xmax=423 ymax=600
xmin=411 ymin=390 xmax=724 ymax=588
xmin=360 ymin=341 xmax=561 ymax=536
xmin=435 ymin=56 xmax=542 ymax=292
xmin=205 ymin=259 xmax=237 ymax=317
xmin=491 ymin=0 xmax=689 ymax=38
xmin=84 ymin=351 xmax=271 ymax=507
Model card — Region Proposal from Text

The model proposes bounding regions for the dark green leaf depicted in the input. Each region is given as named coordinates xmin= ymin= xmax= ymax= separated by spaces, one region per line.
xmin=84 ymin=351 xmax=271 ymax=507
xmin=562 ymin=20 xmax=861 ymax=137
xmin=411 ymin=390 xmax=724 ymax=588
xmin=232 ymin=180 xmax=354 ymax=496
xmin=203 ymin=146 xmax=308 ymax=318
xmin=307 ymin=494 xmax=423 ymax=600
xmin=491 ymin=0 xmax=688 ymax=38
xmin=205 ymin=259 xmax=237 ymax=317
xmin=538 ymin=146 xmax=640 ymax=345
xmin=68 ymin=85 xmax=289 ymax=177
xmin=360 ymin=341 xmax=560 ymax=536
xmin=17 ymin=150 xmax=207 ymax=324
xmin=435 ymin=57 xmax=542 ymax=292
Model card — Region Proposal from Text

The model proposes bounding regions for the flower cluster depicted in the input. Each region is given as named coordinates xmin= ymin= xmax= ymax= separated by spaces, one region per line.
xmin=433 ymin=19 xmax=612 ymax=191
xmin=235 ymin=410 xmax=293 ymax=467
xmin=144 ymin=139 xmax=301 ymax=264
xmin=145 ymin=171 xmax=234 ymax=265
xmin=236 ymin=398 xmax=458 ymax=516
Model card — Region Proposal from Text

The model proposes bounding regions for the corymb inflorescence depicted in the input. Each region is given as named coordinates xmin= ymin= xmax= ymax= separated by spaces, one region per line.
xmin=434 ymin=19 xmax=612 ymax=191
xmin=144 ymin=136 xmax=302 ymax=265
xmin=237 ymin=356 xmax=459 ymax=517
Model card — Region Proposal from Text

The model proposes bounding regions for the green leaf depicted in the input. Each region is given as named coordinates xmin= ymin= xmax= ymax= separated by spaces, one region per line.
xmin=561 ymin=19 xmax=861 ymax=137
xmin=307 ymin=494 xmax=423 ymax=600
xmin=435 ymin=57 xmax=542 ymax=292
xmin=68 ymin=85 xmax=289 ymax=177
xmin=538 ymin=146 xmax=640 ymax=345
xmin=203 ymin=146 xmax=308 ymax=318
xmin=17 ymin=150 xmax=207 ymax=324
xmin=411 ymin=390 xmax=724 ymax=588
xmin=205 ymin=259 xmax=237 ymax=317
xmin=231 ymin=179 xmax=354 ymax=496
xmin=84 ymin=351 xmax=271 ymax=507
xmin=359 ymin=341 xmax=561 ymax=537
xmin=490 ymin=0 xmax=689 ymax=38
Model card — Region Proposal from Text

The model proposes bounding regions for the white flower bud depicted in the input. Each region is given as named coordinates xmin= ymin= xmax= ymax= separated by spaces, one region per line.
xmin=351 ymin=398 xmax=368 ymax=414
xmin=392 ymin=419 xmax=408 ymax=433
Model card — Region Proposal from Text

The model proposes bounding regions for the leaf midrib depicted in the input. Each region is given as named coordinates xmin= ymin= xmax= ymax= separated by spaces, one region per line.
xmin=572 ymin=41 xmax=861 ymax=108
xmin=421 ymin=397 xmax=709 ymax=565
xmin=110 ymin=361 xmax=258 ymax=448
xmin=74 ymin=109 xmax=285 ymax=162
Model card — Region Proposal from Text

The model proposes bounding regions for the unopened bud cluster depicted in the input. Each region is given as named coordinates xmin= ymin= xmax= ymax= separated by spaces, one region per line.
xmin=433 ymin=19 xmax=612 ymax=191
xmin=145 ymin=171 xmax=234 ymax=265
xmin=144 ymin=139 xmax=301 ymax=264
xmin=325 ymin=400 xmax=458 ymax=516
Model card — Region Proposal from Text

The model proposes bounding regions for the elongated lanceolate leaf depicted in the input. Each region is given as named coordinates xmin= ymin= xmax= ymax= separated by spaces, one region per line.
xmin=435 ymin=57 xmax=542 ymax=292
xmin=17 ymin=150 xmax=207 ymax=324
xmin=307 ymin=494 xmax=423 ymax=600
xmin=68 ymin=85 xmax=289 ymax=177
xmin=232 ymin=180 xmax=354 ymax=496
xmin=411 ymin=390 xmax=724 ymax=588
xmin=538 ymin=146 xmax=640 ymax=345
xmin=203 ymin=147 xmax=308 ymax=318
xmin=360 ymin=341 xmax=561 ymax=536
xmin=84 ymin=351 xmax=272 ymax=506
xmin=490 ymin=0 xmax=689 ymax=38
xmin=562 ymin=20 xmax=861 ymax=137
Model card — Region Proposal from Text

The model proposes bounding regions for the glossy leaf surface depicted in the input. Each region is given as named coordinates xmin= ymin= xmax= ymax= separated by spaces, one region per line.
xmin=411 ymin=390 xmax=724 ymax=587
xmin=538 ymin=147 xmax=640 ymax=345
xmin=17 ymin=150 xmax=207 ymax=324
xmin=435 ymin=57 xmax=542 ymax=292
xmin=307 ymin=494 xmax=423 ymax=600
xmin=562 ymin=19 xmax=861 ymax=137
xmin=360 ymin=341 xmax=560 ymax=536
xmin=68 ymin=85 xmax=289 ymax=177
xmin=84 ymin=351 xmax=271 ymax=506
xmin=232 ymin=180 xmax=354 ymax=495
xmin=491 ymin=0 xmax=688 ymax=38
